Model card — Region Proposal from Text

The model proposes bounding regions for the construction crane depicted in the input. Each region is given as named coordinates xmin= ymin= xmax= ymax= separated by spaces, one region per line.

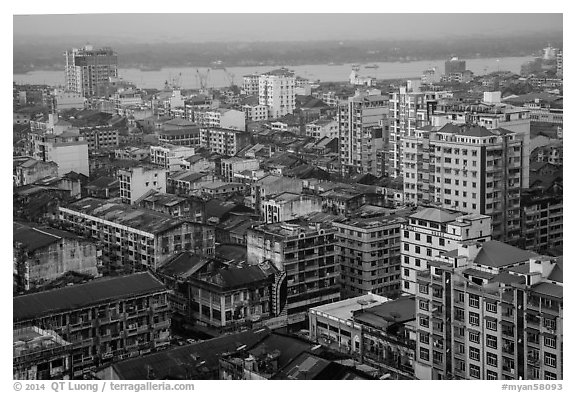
xmin=223 ymin=68 xmax=236 ymax=87
xmin=196 ymin=69 xmax=210 ymax=91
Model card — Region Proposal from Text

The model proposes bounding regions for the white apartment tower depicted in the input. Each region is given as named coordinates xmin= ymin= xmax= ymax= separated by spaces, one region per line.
xmin=258 ymin=68 xmax=296 ymax=119
xmin=388 ymin=84 xmax=450 ymax=178
xmin=400 ymin=207 xmax=491 ymax=295
xmin=403 ymin=123 xmax=525 ymax=244
xmin=64 ymin=45 xmax=118 ymax=98
xmin=338 ymin=90 xmax=387 ymax=176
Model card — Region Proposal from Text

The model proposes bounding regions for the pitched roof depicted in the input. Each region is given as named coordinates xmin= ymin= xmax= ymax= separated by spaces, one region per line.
xmin=473 ymin=241 xmax=536 ymax=268
xmin=409 ymin=207 xmax=460 ymax=223
xmin=13 ymin=222 xmax=64 ymax=251
xmin=13 ymin=272 xmax=166 ymax=322
xmin=111 ymin=328 xmax=271 ymax=379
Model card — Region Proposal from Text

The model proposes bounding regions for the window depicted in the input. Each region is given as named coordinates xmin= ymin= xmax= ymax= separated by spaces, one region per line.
xmin=469 ymin=347 xmax=480 ymax=361
xmin=415 ymin=258 xmax=421 ymax=267
xmin=455 ymin=308 xmax=465 ymax=321
xmin=439 ymin=238 xmax=445 ymax=246
xmin=469 ymin=364 xmax=480 ymax=379
xmin=456 ymin=291 xmax=465 ymax=303
xmin=469 ymin=312 xmax=480 ymax=326
xmin=415 ymin=246 xmax=421 ymax=254
xmin=403 ymin=230 xmax=409 ymax=238
xmin=404 ymin=243 xmax=409 ymax=251
xmin=403 ymin=281 xmax=410 ymax=289
xmin=486 ymin=334 xmax=498 ymax=349
xmin=426 ymin=248 xmax=432 ymax=257
xmin=486 ymin=302 xmax=497 ymax=313
xmin=469 ymin=331 xmax=480 ymax=344
xmin=544 ymin=352 xmax=557 ymax=368
xmin=426 ymin=235 xmax=432 ymax=244
xmin=419 ymin=316 xmax=429 ymax=328
xmin=544 ymin=371 xmax=557 ymax=380
xmin=433 ymin=350 xmax=443 ymax=364
xmin=415 ymin=233 xmax=421 ymax=241
xmin=487 ymin=352 xmax=498 ymax=367
xmin=420 ymin=332 xmax=430 ymax=344
xmin=419 ymin=300 xmax=429 ymax=311
xmin=469 ymin=294 xmax=480 ymax=308
xmin=487 ymin=370 xmax=498 ymax=380
xmin=486 ymin=319 xmax=498 ymax=331
xmin=419 ymin=284 xmax=429 ymax=294
xmin=404 ymin=268 xmax=410 ymax=277
xmin=544 ymin=336 xmax=557 ymax=349
xmin=420 ymin=348 xmax=430 ymax=361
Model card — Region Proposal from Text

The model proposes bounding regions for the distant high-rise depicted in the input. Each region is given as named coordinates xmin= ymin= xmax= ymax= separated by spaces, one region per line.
xmin=65 ymin=45 xmax=118 ymax=98
xmin=258 ymin=68 xmax=296 ymax=119
xmin=444 ymin=57 xmax=466 ymax=75
xmin=338 ymin=90 xmax=387 ymax=176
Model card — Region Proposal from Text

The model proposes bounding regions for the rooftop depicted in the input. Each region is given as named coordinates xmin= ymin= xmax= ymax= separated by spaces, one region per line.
xmin=14 ymin=272 xmax=166 ymax=322
xmin=13 ymin=222 xmax=80 ymax=252
xmin=473 ymin=241 xmax=536 ymax=269
xmin=64 ymin=198 xmax=186 ymax=234
xmin=409 ymin=207 xmax=461 ymax=223
xmin=352 ymin=296 xmax=416 ymax=330
xmin=111 ymin=328 xmax=271 ymax=379
xmin=310 ymin=294 xmax=389 ymax=322
xmin=336 ymin=214 xmax=406 ymax=229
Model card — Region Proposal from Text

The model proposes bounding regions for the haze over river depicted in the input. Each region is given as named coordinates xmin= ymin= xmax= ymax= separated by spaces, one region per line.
xmin=14 ymin=56 xmax=534 ymax=90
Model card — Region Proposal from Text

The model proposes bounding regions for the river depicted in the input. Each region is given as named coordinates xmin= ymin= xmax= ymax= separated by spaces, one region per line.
xmin=13 ymin=56 xmax=534 ymax=90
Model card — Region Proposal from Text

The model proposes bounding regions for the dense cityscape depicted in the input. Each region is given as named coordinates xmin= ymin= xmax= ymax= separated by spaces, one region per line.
xmin=13 ymin=20 xmax=563 ymax=382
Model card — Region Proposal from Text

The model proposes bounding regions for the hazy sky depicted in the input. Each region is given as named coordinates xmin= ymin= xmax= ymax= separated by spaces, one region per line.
xmin=13 ymin=14 xmax=562 ymax=43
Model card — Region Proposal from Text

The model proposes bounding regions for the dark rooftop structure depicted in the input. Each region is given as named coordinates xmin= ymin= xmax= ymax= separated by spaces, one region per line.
xmin=352 ymin=296 xmax=416 ymax=330
xmin=473 ymin=240 xmax=536 ymax=269
xmin=106 ymin=328 xmax=271 ymax=380
xmin=13 ymin=272 xmax=166 ymax=322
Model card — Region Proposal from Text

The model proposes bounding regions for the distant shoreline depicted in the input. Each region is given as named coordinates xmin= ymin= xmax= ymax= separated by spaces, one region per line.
xmin=13 ymin=54 xmax=538 ymax=75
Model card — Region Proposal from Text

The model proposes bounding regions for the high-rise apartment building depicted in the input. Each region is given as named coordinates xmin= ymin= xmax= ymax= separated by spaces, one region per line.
xmin=246 ymin=221 xmax=340 ymax=327
xmin=401 ymin=207 xmax=492 ymax=295
xmin=65 ymin=45 xmax=118 ymax=98
xmin=413 ymin=240 xmax=562 ymax=381
xmin=388 ymin=85 xmax=449 ymax=178
xmin=334 ymin=215 xmax=405 ymax=299
xmin=242 ymin=73 xmax=260 ymax=96
xmin=431 ymin=95 xmax=531 ymax=189
xmin=444 ymin=57 xmax=466 ymax=75
xmin=258 ymin=69 xmax=296 ymax=119
xmin=403 ymin=123 xmax=524 ymax=243
xmin=338 ymin=91 xmax=387 ymax=176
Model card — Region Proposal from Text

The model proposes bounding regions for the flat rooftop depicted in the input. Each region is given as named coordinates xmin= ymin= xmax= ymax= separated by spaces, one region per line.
xmin=311 ymin=294 xmax=389 ymax=322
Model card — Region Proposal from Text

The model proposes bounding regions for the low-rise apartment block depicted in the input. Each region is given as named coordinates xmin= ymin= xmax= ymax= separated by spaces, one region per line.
xmin=118 ymin=166 xmax=167 ymax=204
xmin=14 ymin=326 xmax=72 ymax=380
xmin=150 ymin=145 xmax=195 ymax=172
xmin=13 ymin=157 xmax=59 ymax=187
xmin=220 ymin=157 xmax=260 ymax=182
xmin=13 ymin=222 xmax=100 ymax=292
xmin=58 ymin=197 xmax=215 ymax=273
xmin=199 ymin=127 xmax=251 ymax=156
xmin=13 ymin=272 xmax=171 ymax=378
xmin=260 ymin=192 xmax=322 ymax=224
